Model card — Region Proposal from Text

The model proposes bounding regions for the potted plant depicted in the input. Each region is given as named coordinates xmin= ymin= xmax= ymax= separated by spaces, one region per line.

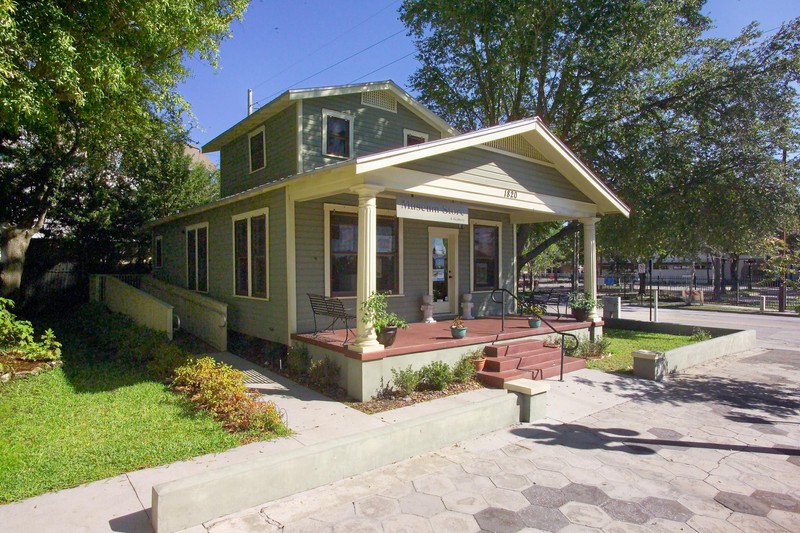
xmin=450 ymin=316 xmax=467 ymax=339
xmin=361 ymin=292 xmax=408 ymax=347
xmin=469 ymin=348 xmax=486 ymax=371
xmin=520 ymin=301 xmax=547 ymax=328
xmin=568 ymin=292 xmax=602 ymax=322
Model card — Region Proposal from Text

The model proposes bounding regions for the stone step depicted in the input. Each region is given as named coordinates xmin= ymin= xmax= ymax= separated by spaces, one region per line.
xmin=483 ymin=348 xmax=561 ymax=372
xmin=484 ymin=339 xmax=546 ymax=358
xmin=476 ymin=368 xmax=530 ymax=388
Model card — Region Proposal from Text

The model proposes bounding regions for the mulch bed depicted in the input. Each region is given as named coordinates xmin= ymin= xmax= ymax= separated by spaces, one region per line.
xmin=0 ymin=354 xmax=62 ymax=382
xmin=346 ymin=380 xmax=484 ymax=414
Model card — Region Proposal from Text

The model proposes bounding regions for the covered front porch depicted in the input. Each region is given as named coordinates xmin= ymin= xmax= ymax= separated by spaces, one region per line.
xmin=292 ymin=314 xmax=601 ymax=400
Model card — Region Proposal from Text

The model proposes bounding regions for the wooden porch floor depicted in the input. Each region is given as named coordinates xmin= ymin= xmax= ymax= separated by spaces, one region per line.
xmin=291 ymin=315 xmax=598 ymax=362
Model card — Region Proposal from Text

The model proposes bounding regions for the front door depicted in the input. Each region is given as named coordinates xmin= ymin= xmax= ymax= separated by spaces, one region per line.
xmin=429 ymin=228 xmax=459 ymax=314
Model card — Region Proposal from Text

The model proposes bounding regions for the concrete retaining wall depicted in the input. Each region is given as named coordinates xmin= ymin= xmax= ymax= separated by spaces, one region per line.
xmin=140 ymin=277 xmax=228 ymax=351
xmin=152 ymin=392 xmax=520 ymax=533
xmin=91 ymin=275 xmax=173 ymax=339
xmin=604 ymin=318 xmax=757 ymax=377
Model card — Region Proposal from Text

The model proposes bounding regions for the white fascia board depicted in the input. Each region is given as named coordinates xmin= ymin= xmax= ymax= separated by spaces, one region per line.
xmin=356 ymin=119 xmax=539 ymax=174
xmin=523 ymin=121 xmax=631 ymax=217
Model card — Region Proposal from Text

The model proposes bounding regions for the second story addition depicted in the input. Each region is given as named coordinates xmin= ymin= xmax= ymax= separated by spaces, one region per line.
xmin=203 ymin=81 xmax=456 ymax=198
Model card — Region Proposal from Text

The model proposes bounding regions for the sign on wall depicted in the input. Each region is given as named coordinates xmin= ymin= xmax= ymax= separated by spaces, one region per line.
xmin=396 ymin=194 xmax=468 ymax=224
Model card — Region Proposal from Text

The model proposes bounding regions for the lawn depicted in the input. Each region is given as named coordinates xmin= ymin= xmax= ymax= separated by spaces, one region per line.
xmin=0 ymin=331 xmax=248 ymax=503
xmin=586 ymin=328 xmax=697 ymax=373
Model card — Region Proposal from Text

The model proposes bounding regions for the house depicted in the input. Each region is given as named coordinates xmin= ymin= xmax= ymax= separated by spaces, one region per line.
xmin=145 ymin=81 xmax=629 ymax=399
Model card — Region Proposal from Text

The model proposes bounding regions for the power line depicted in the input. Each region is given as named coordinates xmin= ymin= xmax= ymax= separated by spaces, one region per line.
xmin=350 ymin=51 xmax=416 ymax=83
xmin=250 ymin=0 xmax=401 ymax=92
xmin=252 ymin=29 xmax=406 ymax=107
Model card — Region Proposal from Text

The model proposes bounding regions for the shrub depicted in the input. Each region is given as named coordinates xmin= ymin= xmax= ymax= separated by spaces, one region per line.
xmin=575 ymin=337 xmax=610 ymax=359
xmin=146 ymin=343 xmax=192 ymax=382
xmin=308 ymin=357 xmax=340 ymax=388
xmin=690 ymin=328 xmax=712 ymax=342
xmin=795 ymin=304 xmax=800 ymax=316
xmin=172 ymin=357 xmax=286 ymax=434
xmin=286 ymin=344 xmax=311 ymax=375
xmin=0 ymin=298 xmax=62 ymax=362
xmin=391 ymin=365 xmax=420 ymax=396
xmin=419 ymin=361 xmax=453 ymax=391
xmin=453 ymin=355 xmax=476 ymax=383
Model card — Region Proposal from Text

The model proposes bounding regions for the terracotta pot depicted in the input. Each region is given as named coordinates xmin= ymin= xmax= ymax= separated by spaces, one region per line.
xmin=472 ymin=357 xmax=486 ymax=372
xmin=377 ymin=326 xmax=398 ymax=347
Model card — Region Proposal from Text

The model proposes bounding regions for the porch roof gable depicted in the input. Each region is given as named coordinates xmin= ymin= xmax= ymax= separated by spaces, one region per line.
xmin=356 ymin=117 xmax=630 ymax=217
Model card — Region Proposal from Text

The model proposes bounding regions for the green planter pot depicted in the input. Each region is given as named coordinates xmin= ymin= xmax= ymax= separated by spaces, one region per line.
xmin=528 ymin=318 xmax=542 ymax=328
xmin=451 ymin=327 xmax=467 ymax=339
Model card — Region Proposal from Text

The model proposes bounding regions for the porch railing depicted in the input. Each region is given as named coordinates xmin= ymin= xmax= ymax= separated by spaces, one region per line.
xmin=491 ymin=289 xmax=579 ymax=381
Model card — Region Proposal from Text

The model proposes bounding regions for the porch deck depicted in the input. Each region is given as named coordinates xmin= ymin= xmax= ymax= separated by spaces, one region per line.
xmin=291 ymin=315 xmax=598 ymax=362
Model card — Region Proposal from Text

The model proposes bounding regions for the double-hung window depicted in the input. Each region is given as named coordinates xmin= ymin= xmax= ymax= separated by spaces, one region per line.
xmin=232 ymin=208 xmax=269 ymax=299
xmin=186 ymin=223 xmax=208 ymax=292
xmin=249 ymin=127 xmax=265 ymax=173
xmin=325 ymin=205 xmax=401 ymax=297
xmin=471 ymin=220 xmax=501 ymax=292
xmin=322 ymin=109 xmax=354 ymax=159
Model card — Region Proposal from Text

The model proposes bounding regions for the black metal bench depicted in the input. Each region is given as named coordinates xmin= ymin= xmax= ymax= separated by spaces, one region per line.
xmin=528 ymin=289 xmax=570 ymax=319
xmin=308 ymin=293 xmax=356 ymax=344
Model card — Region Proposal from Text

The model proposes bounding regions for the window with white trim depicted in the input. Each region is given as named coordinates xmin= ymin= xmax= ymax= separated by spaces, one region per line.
xmin=154 ymin=235 xmax=163 ymax=269
xmin=249 ymin=127 xmax=265 ymax=173
xmin=322 ymin=109 xmax=354 ymax=159
xmin=232 ymin=208 xmax=269 ymax=299
xmin=186 ymin=223 xmax=208 ymax=292
xmin=403 ymin=128 xmax=429 ymax=146
xmin=325 ymin=204 xmax=402 ymax=297
xmin=471 ymin=220 xmax=501 ymax=292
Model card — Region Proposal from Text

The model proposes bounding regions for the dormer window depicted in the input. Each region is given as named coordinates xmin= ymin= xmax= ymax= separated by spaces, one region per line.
xmin=249 ymin=127 xmax=265 ymax=173
xmin=322 ymin=109 xmax=354 ymax=159
xmin=404 ymin=128 xmax=429 ymax=146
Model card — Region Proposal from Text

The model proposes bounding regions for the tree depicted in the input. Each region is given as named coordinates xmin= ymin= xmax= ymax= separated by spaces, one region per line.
xmin=0 ymin=0 xmax=247 ymax=297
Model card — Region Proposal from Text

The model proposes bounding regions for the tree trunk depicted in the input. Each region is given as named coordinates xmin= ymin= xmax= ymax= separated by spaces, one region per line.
xmin=516 ymin=220 xmax=580 ymax=280
xmin=729 ymin=253 xmax=740 ymax=303
xmin=0 ymin=225 xmax=36 ymax=299
xmin=711 ymin=255 xmax=722 ymax=301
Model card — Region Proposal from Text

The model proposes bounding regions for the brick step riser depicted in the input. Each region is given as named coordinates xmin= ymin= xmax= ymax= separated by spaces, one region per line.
xmin=476 ymin=369 xmax=530 ymax=388
xmin=484 ymin=341 xmax=546 ymax=358
xmin=477 ymin=357 xmax=586 ymax=387
xmin=484 ymin=350 xmax=562 ymax=372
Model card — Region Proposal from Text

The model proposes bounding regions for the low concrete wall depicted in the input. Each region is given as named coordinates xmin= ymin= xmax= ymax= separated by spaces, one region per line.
xmin=91 ymin=275 xmax=173 ymax=339
xmin=140 ymin=277 xmax=228 ymax=351
xmin=605 ymin=318 xmax=757 ymax=377
xmin=152 ymin=392 xmax=520 ymax=533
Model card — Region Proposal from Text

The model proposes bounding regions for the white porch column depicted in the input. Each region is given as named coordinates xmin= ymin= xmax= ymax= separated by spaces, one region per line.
xmin=580 ymin=217 xmax=601 ymax=322
xmin=350 ymin=184 xmax=385 ymax=353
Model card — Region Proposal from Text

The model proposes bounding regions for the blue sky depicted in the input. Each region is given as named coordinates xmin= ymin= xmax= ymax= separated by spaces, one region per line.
xmin=179 ymin=0 xmax=800 ymax=163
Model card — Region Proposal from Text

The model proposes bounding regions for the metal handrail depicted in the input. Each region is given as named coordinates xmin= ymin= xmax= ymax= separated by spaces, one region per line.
xmin=491 ymin=288 xmax=580 ymax=381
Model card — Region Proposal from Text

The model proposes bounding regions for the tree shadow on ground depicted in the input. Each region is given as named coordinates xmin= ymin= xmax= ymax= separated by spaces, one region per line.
xmin=511 ymin=422 xmax=800 ymax=457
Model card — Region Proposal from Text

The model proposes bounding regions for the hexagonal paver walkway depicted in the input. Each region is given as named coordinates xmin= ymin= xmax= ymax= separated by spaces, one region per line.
xmin=198 ymin=347 xmax=800 ymax=533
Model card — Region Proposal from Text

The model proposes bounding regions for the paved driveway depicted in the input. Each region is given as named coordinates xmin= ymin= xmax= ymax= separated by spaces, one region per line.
xmin=198 ymin=343 xmax=800 ymax=533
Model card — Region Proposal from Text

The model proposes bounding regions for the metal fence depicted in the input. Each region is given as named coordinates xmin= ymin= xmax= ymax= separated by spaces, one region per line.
xmin=597 ymin=274 xmax=798 ymax=311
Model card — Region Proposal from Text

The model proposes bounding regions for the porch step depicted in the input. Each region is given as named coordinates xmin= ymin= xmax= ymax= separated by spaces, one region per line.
xmin=484 ymin=348 xmax=562 ymax=372
xmin=484 ymin=339 xmax=546 ymax=358
xmin=476 ymin=369 xmax=531 ymax=388
xmin=520 ymin=356 xmax=586 ymax=380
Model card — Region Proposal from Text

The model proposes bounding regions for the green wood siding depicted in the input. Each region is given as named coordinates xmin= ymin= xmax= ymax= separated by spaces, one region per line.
xmin=151 ymin=189 xmax=289 ymax=344
xmin=219 ymin=106 xmax=297 ymax=198
xmin=399 ymin=147 xmax=592 ymax=203
xmin=301 ymin=93 xmax=443 ymax=172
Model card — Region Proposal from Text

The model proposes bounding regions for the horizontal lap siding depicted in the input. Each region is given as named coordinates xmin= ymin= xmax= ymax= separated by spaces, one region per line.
xmin=220 ymin=105 xmax=297 ymax=197
xmin=151 ymin=188 xmax=289 ymax=345
xmin=301 ymin=94 xmax=442 ymax=172
xmin=399 ymin=147 xmax=591 ymax=203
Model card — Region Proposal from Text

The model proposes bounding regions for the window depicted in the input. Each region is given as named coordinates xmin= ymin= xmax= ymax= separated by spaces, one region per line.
xmin=186 ymin=223 xmax=208 ymax=292
xmin=322 ymin=109 xmax=354 ymax=158
xmin=403 ymin=128 xmax=429 ymax=146
xmin=325 ymin=204 xmax=402 ymax=297
xmin=471 ymin=220 xmax=501 ymax=292
xmin=249 ymin=127 xmax=265 ymax=173
xmin=232 ymin=208 xmax=269 ymax=299
xmin=154 ymin=235 xmax=163 ymax=269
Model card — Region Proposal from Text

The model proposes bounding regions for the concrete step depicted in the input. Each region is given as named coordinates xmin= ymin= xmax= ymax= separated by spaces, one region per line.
xmin=520 ymin=356 xmax=587 ymax=380
xmin=484 ymin=339 xmax=546 ymax=358
xmin=483 ymin=348 xmax=559 ymax=372
xmin=476 ymin=368 xmax=530 ymax=388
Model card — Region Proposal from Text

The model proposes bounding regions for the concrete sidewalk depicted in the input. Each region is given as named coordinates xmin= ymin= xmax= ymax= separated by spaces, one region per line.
xmin=198 ymin=347 xmax=800 ymax=533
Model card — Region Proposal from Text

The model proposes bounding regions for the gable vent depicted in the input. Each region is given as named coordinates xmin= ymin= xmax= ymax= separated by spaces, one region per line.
xmin=362 ymin=90 xmax=397 ymax=113
xmin=483 ymin=136 xmax=550 ymax=163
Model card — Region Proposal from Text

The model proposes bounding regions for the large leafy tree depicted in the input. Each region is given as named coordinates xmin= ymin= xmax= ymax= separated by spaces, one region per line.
xmin=400 ymin=0 xmax=800 ymax=276
xmin=0 ymin=0 xmax=247 ymax=297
